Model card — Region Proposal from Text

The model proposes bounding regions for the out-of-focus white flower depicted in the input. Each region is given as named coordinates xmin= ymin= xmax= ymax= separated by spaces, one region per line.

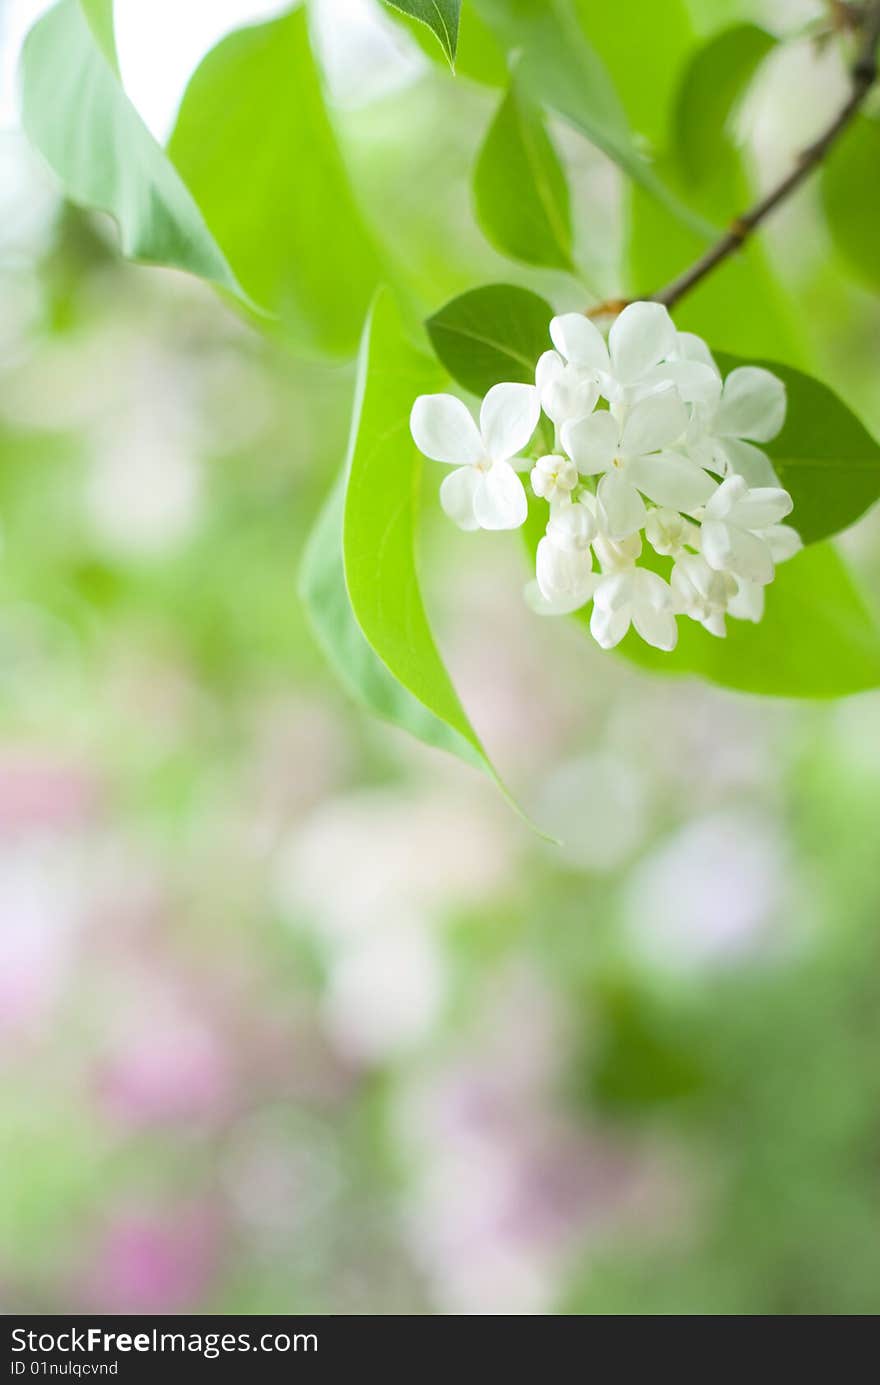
xmin=622 ymin=810 xmax=795 ymax=974
xmin=562 ymin=388 xmax=713 ymax=538
xmin=320 ymin=925 xmax=445 ymax=1063
xmin=699 ymin=474 xmax=794 ymax=585
xmin=410 ymin=384 xmax=538 ymax=531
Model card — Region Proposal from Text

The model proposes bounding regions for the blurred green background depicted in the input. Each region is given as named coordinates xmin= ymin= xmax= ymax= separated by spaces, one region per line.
xmin=2 ymin=0 xmax=880 ymax=1315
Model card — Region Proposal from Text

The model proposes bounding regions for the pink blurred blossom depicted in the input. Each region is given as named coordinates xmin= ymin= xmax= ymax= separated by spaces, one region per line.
xmin=82 ymin=1206 xmax=221 ymax=1313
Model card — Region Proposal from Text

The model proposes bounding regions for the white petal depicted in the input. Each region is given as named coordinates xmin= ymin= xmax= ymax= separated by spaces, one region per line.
xmin=703 ymin=474 xmax=748 ymax=520
xmin=632 ymin=602 xmax=678 ymax=651
xmin=525 ymin=579 xmax=591 ymax=616
xmin=595 ymin=368 xmax=626 ymax=405
xmin=718 ymin=438 xmax=780 ymax=487
xmin=536 ymin=536 xmax=597 ymax=605
xmin=561 ymin=410 xmax=618 ymax=473
xmin=594 ymin=529 xmax=642 ymax=573
xmin=635 ymin=567 xmax=675 ymax=609
xmin=536 ymin=350 xmax=564 ymax=393
xmin=546 ymin=499 xmax=595 ymax=550
xmin=411 ymin=394 xmax=483 ymax=465
xmin=637 ymin=360 xmax=722 ymax=405
xmin=630 ymin=450 xmax=716 ymax=511
xmin=765 ymin=522 xmax=801 ymax=563
xmin=608 ymin=302 xmax=676 ymax=382
xmin=472 ymin=461 xmax=528 ymax=530
xmin=538 ymin=358 xmax=599 ymax=428
xmin=728 ymin=579 xmax=765 ymax=623
xmin=701 ymin=611 xmax=727 ymax=638
xmin=674 ymin=331 xmax=719 ymax=373
xmin=727 ymin=485 xmax=793 ymax=530
xmin=590 ymin=599 xmax=631 ymax=650
xmin=715 ymin=366 xmax=786 ymax=442
xmin=439 ymin=466 xmax=480 ymax=529
xmin=480 ymin=382 xmax=539 ymax=462
xmin=592 ymin=570 xmax=632 ymax=613
xmin=549 ymin=313 xmax=609 ymax=371
xmin=621 ymin=387 xmax=688 ymax=455
xmin=597 ymin=470 xmax=647 ymax=538
xmin=701 ymin=519 xmax=774 ymax=585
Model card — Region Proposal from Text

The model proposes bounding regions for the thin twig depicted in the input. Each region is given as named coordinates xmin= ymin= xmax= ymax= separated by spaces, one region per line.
xmin=587 ymin=1 xmax=880 ymax=318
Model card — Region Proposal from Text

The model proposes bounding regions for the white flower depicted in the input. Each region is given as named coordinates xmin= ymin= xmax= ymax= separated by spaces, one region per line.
xmin=671 ymin=553 xmax=737 ymax=638
xmin=535 ymin=350 xmax=599 ymax=432
xmin=562 ymin=387 xmax=715 ymax=538
xmin=727 ymin=523 xmax=802 ymax=623
xmin=591 ymin=565 xmax=678 ymax=652
xmin=700 ymin=475 xmax=794 ymax=585
xmin=534 ymin=500 xmax=597 ymax=613
xmin=530 ymin=453 xmax=578 ymax=504
xmin=549 ymin=302 xmax=717 ymax=407
xmin=688 ymin=366 xmax=786 ymax=487
xmin=645 ymin=507 xmax=699 ymax=557
xmin=665 ymin=330 xmax=723 ymax=404
xmin=410 ymin=383 xmax=539 ymax=531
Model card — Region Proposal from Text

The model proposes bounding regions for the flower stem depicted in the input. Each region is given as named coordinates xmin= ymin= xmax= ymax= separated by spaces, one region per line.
xmin=588 ymin=0 xmax=880 ymax=318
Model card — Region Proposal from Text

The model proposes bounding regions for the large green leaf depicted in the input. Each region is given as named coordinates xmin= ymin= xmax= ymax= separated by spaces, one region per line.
xmin=572 ymin=0 xmax=696 ymax=149
xmin=340 ymin=290 xmax=491 ymax=770
xmin=426 ymin=283 xmax=553 ymax=396
xmin=821 ymin=115 xmax=880 ymax=294
xmin=717 ymin=354 xmax=880 ymax=545
xmin=673 ymin=23 xmax=775 ymax=197
xmin=80 ymin=0 xmax=117 ymax=67
xmin=168 ymin=8 xmax=382 ymax=356
xmin=300 ymin=473 xmax=482 ymax=768
xmin=471 ymin=0 xmax=715 ymax=235
xmin=473 ymin=81 xmax=574 ymax=271
xmin=20 ymin=0 xmax=240 ymax=294
xmin=382 ymin=0 xmax=461 ymax=65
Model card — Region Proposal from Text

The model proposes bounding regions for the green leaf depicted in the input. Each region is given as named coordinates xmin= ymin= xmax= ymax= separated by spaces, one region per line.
xmin=473 ymin=80 xmax=574 ymax=271
xmin=572 ymin=0 xmax=696 ymax=149
xmin=168 ymin=8 xmax=382 ymax=356
xmin=382 ymin=0 xmax=461 ymax=65
xmin=821 ymin=114 xmax=880 ymax=293
xmin=341 ymin=289 xmax=490 ymax=769
xmin=522 ymin=507 xmax=880 ymax=698
xmin=426 ymin=283 xmax=552 ymax=396
xmin=79 ymin=0 xmax=117 ymax=67
xmin=717 ymin=353 xmax=880 ymax=546
xmin=20 ymin=0 xmax=241 ymax=295
xmin=471 ymin=0 xmax=715 ymax=235
xmin=396 ymin=0 xmax=507 ymax=85
xmin=300 ymin=473 xmax=482 ymax=768
xmin=673 ymin=23 xmax=775 ymax=198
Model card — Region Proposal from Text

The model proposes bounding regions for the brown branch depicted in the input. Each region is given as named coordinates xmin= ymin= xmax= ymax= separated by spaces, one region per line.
xmin=588 ymin=1 xmax=880 ymax=318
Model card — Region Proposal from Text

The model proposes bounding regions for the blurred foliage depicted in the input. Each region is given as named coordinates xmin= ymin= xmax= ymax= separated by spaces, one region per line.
xmin=4 ymin=0 xmax=880 ymax=1318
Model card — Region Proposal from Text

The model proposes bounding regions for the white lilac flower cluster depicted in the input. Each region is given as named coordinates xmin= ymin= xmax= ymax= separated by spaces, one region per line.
xmin=410 ymin=302 xmax=801 ymax=652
